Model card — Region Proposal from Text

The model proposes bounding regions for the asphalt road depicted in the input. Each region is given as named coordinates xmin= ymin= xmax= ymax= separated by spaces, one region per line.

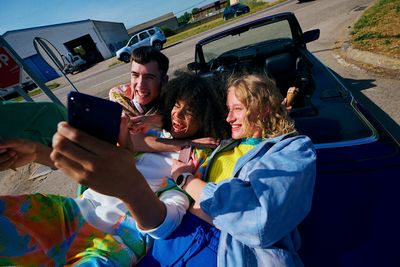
xmin=34 ymin=0 xmax=399 ymax=139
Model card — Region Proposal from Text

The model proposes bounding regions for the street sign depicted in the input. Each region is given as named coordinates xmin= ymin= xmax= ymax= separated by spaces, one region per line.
xmin=0 ymin=46 xmax=20 ymax=89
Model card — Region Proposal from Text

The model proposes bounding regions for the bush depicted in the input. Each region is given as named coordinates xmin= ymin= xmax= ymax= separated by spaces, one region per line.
xmin=161 ymin=27 xmax=175 ymax=37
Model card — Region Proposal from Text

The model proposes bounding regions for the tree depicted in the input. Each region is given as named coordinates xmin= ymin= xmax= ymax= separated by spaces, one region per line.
xmin=177 ymin=12 xmax=192 ymax=25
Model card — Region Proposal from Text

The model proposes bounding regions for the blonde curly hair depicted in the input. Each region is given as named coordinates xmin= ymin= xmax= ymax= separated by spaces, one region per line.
xmin=227 ymin=74 xmax=296 ymax=138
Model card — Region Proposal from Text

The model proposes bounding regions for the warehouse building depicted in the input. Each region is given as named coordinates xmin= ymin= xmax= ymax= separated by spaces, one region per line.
xmin=127 ymin=12 xmax=178 ymax=36
xmin=3 ymin=20 xmax=129 ymax=83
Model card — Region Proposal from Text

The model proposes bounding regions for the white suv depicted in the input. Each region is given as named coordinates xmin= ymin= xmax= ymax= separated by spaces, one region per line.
xmin=116 ymin=27 xmax=166 ymax=63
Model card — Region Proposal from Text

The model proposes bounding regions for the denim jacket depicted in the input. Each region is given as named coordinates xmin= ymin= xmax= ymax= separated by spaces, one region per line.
xmin=200 ymin=133 xmax=316 ymax=267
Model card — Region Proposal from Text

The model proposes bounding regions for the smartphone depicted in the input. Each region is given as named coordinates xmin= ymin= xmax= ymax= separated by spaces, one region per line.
xmin=178 ymin=145 xmax=193 ymax=163
xmin=67 ymin=91 xmax=122 ymax=144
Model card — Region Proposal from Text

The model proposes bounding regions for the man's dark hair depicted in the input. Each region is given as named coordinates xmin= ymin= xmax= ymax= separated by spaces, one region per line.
xmin=131 ymin=46 xmax=169 ymax=77
xmin=161 ymin=71 xmax=230 ymax=139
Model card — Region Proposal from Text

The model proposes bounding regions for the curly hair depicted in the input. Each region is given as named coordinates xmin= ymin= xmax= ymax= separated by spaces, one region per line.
xmin=161 ymin=71 xmax=230 ymax=139
xmin=227 ymin=74 xmax=296 ymax=138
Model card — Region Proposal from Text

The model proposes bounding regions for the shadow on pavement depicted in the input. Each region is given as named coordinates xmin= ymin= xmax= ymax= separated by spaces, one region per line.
xmin=331 ymin=69 xmax=400 ymax=143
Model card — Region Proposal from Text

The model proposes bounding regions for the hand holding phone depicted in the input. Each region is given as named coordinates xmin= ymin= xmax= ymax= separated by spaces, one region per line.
xmin=178 ymin=145 xmax=193 ymax=163
xmin=68 ymin=91 xmax=122 ymax=144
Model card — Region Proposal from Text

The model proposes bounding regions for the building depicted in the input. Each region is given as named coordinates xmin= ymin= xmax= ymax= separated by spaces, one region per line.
xmin=127 ymin=12 xmax=179 ymax=36
xmin=3 ymin=20 xmax=129 ymax=83
xmin=192 ymin=0 xmax=229 ymax=22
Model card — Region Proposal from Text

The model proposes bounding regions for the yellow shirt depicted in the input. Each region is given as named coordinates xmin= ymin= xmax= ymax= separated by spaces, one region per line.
xmin=207 ymin=138 xmax=263 ymax=184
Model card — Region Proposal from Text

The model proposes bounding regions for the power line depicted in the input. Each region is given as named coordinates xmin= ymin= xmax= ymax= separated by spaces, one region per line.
xmin=175 ymin=0 xmax=212 ymax=15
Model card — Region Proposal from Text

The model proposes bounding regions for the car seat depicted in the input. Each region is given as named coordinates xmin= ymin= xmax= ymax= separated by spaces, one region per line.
xmin=264 ymin=52 xmax=314 ymax=108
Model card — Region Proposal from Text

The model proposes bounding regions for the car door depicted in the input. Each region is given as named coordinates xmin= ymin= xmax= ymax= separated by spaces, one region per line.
xmin=138 ymin=31 xmax=151 ymax=47
xmin=127 ymin=35 xmax=139 ymax=52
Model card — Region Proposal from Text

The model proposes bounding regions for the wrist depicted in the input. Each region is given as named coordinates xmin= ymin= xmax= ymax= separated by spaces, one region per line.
xmin=179 ymin=140 xmax=191 ymax=149
xmin=181 ymin=174 xmax=198 ymax=190
xmin=174 ymin=172 xmax=193 ymax=188
xmin=35 ymin=143 xmax=55 ymax=168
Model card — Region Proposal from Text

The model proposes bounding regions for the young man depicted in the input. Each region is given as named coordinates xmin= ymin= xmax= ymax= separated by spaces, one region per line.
xmin=109 ymin=46 xmax=169 ymax=132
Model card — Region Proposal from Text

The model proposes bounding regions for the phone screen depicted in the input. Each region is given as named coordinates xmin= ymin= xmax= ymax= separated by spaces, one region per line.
xmin=68 ymin=91 xmax=122 ymax=144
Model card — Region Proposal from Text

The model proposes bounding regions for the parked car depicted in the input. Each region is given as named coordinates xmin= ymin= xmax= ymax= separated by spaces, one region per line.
xmin=20 ymin=70 xmax=37 ymax=92
xmin=116 ymin=27 xmax=166 ymax=63
xmin=0 ymin=87 xmax=17 ymax=100
xmin=62 ymin=53 xmax=87 ymax=75
xmin=187 ymin=12 xmax=400 ymax=267
xmin=223 ymin=3 xmax=250 ymax=20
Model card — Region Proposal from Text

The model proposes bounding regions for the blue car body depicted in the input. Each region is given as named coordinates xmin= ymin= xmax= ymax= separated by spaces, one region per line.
xmin=188 ymin=12 xmax=400 ymax=267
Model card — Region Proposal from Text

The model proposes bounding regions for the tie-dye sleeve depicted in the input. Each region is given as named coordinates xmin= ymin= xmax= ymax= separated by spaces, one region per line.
xmin=192 ymin=148 xmax=213 ymax=180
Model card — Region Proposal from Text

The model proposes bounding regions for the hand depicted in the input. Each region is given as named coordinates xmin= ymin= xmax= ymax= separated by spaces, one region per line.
xmin=0 ymin=147 xmax=17 ymax=171
xmin=128 ymin=114 xmax=163 ymax=134
xmin=51 ymin=122 xmax=140 ymax=199
xmin=53 ymin=122 xmax=168 ymax=230
xmin=118 ymin=114 xmax=134 ymax=151
xmin=189 ymin=137 xmax=220 ymax=148
xmin=0 ymin=139 xmax=40 ymax=170
xmin=171 ymin=159 xmax=195 ymax=181
xmin=283 ymin=86 xmax=299 ymax=110
xmin=281 ymin=98 xmax=292 ymax=110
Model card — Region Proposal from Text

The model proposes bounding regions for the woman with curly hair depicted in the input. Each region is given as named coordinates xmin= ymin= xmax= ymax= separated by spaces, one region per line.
xmin=160 ymin=70 xmax=230 ymax=140
xmin=227 ymin=73 xmax=295 ymax=138
xmin=138 ymin=74 xmax=316 ymax=266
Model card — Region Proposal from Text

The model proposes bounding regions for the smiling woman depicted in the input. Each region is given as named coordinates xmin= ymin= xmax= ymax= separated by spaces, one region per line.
xmin=138 ymin=74 xmax=316 ymax=267
xmin=161 ymin=70 xmax=230 ymax=140
xmin=170 ymin=99 xmax=202 ymax=138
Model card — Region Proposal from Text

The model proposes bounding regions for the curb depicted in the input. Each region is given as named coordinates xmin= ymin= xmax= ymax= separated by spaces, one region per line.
xmin=342 ymin=42 xmax=400 ymax=71
xmin=339 ymin=8 xmax=400 ymax=73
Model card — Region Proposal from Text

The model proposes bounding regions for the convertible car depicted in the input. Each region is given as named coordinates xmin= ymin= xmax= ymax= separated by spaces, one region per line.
xmin=188 ymin=12 xmax=400 ymax=267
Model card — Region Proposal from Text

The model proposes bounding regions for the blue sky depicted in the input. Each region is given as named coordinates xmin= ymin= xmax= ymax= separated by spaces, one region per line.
xmin=0 ymin=0 xmax=217 ymax=35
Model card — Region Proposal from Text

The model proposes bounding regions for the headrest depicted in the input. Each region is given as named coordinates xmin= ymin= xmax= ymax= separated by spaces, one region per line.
xmin=264 ymin=53 xmax=295 ymax=76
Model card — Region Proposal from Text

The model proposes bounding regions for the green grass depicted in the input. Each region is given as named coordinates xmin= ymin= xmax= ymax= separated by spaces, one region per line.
xmin=108 ymin=60 xmax=123 ymax=68
xmin=165 ymin=19 xmax=227 ymax=46
xmin=11 ymin=82 xmax=60 ymax=102
xmin=164 ymin=0 xmax=286 ymax=47
xmin=350 ymin=0 xmax=400 ymax=58
xmin=352 ymin=0 xmax=400 ymax=32
xmin=384 ymin=39 xmax=392 ymax=45
xmin=354 ymin=32 xmax=384 ymax=41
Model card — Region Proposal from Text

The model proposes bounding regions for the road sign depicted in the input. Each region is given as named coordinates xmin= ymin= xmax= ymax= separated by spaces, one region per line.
xmin=0 ymin=46 xmax=20 ymax=89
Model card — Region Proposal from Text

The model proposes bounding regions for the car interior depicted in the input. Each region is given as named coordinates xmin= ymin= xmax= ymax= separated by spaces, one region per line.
xmin=199 ymin=40 xmax=377 ymax=146
xmin=190 ymin=13 xmax=400 ymax=267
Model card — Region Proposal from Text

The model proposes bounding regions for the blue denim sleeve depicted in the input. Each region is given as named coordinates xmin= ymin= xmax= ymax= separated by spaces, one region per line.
xmin=200 ymin=136 xmax=316 ymax=248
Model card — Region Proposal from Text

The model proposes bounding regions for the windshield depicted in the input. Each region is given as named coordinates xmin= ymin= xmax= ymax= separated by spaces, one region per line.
xmin=201 ymin=19 xmax=292 ymax=64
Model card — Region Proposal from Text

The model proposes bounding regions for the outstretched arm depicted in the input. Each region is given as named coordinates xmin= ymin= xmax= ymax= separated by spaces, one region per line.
xmin=0 ymin=138 xmax=54 ymax=171
xmin=118 ymin=115 xmax=219 ymax=153
xmin=51 ymin=122 xmax=166 ymax=230
xmin=170 ymin=158 xmax=213 ymax=224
